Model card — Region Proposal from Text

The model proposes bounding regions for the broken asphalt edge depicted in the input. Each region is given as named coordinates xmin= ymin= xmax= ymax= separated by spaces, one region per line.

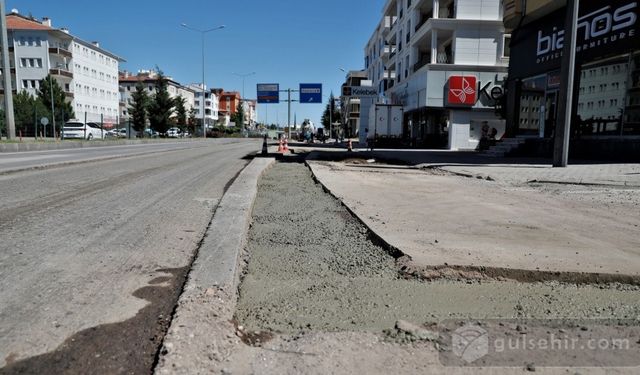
xmin=154 ymin=157 xmax=275 ymax=374
xmin=304 ymin=159 xmax=640 ymax=286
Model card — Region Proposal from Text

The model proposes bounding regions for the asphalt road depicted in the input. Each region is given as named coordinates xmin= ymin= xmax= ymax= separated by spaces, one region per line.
xmin=0 ymin=140 xmax=230 ymax=174
xmin=0 ymin=139 xmax=259 ymax=371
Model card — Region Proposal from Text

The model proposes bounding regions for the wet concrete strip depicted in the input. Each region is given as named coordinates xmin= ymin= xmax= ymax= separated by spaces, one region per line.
xmin=235 ymin=162 xmax=640 ymax=334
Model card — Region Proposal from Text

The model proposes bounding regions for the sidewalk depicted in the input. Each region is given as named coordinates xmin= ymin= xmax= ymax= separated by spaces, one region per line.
xmin=306 ymin=158 xmax=640 ymax=278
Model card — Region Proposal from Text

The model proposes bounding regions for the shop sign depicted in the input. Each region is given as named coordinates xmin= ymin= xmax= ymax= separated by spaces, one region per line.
xmin=510 ymin=0 xmax=638 ymax=78
xmin=447 ymin=76 xmax=504 ymax=106
xmin=447 ymin=76 xmax=477 ymax=106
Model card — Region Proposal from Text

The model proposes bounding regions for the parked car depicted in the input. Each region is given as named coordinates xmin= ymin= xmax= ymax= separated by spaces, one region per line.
xmin=143 ymin=129 xmax=159 ymax=138
xmin=166 ymin=127 xmax=182 ymax=138
xmin=62 ymin=121 xmax=105 ymax=140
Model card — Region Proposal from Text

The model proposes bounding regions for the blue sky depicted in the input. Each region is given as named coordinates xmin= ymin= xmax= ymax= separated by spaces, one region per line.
xmin=9 ymin=0 xmax=386 ymax=126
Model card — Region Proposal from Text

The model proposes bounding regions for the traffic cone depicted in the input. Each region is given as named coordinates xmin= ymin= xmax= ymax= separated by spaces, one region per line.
xmin=277 ymin=139 xmax=284 ymax=153
xmin=283 ymin=139 xmax=289 ymax=153
xmin=347 ymin=139 xmax=353 ymax=152
xmin=261 ymin=135 xmax=268 ymax=156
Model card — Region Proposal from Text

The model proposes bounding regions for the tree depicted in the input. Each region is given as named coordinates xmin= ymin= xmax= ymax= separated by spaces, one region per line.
xmin=13 ymin=91 xmax=50 ymax=134
xmin=38 ymin=75 xmax=74 ymax=129
xmin=230 ymin=101 xmax=245 ymax=128
xmin=147 ymin=69 xmax=174 ymax=134
xmin=173 ymin=96 xmax=187 ymax=129
xmin=129 ymin=82 xmax=149 ymax=135
xmin=187 ymin=107 xmax=197 ymax=133
xmin=321 ymin=93 xmax=341 ymax=129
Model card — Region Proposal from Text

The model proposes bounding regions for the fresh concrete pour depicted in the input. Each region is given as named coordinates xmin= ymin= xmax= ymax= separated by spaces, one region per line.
xmin=235 ymin=162 xmax=640 ymax=334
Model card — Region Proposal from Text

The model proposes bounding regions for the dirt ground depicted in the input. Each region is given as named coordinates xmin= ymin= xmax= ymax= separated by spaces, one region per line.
xmin=229 ymin=162 xmax=640 ymax=374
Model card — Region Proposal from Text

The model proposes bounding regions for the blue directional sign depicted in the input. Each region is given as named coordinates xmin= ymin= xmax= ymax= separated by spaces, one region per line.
xmin=299 ymin=83 xmax=322 ymax=104
xmin=257 ymin=83 xmax=280 ymax=104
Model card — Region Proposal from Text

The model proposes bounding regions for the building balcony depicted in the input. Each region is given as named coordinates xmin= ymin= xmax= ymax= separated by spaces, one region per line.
xmin=50 ymin=68 xmax=73 ymax=79
xmin=49 ymin=47 xmax=72 ymax=58
xmin=381 ymin=44 xmax=396 ymax=62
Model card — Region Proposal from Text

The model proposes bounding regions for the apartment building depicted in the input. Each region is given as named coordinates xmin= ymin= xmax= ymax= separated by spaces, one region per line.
xmin=504 ymin=0 xmax=640 ymax=154
xmin=365 ymin=0 xmax=509 ymax=149
xmin=217 ymin=91 xmax=241 ymax=122
xmin=242 ymin=99 xmax=258 ymax=128
xmin=3 ymin=11 xmax=123 ymax=127
xmin=119 ymin=70 xmax=196 ymax=123
xmin=339 ymin=70 xmax=371 ymax=139
xmin=187 ymin=84 xmax=219 ymax=127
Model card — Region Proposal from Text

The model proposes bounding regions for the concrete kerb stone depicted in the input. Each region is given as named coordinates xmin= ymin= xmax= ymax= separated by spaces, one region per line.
xmin=154 ymin=157 xmax=274 ymax=374
xmin=0 ymin=138 xmax=195 ymax=153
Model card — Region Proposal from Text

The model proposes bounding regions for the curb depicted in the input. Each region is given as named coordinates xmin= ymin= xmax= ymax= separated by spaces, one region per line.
xmin=0 ymin=139 xmax=199 ymax=153
xmin=154 ymin=157 xmax=275 ymax=374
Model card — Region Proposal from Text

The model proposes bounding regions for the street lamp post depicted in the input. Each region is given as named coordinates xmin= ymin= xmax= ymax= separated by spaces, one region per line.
xmin=181 ymin=23 xmax=225 ymax=139
xmin=233 ymin=72 xmax=256 ymax=130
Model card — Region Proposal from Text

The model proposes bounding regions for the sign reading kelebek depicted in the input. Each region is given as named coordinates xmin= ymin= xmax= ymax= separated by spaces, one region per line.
xmin=342 ymin=86 xmax=378 ymax=98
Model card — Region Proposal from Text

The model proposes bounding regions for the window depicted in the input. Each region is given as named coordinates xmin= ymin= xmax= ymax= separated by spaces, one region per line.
xmin=502 ymin=35 xmax=511 ymax=58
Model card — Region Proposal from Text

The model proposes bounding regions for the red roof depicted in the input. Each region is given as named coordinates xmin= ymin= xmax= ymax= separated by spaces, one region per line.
xmin=6 ymin=14 xmax=51 ymax=30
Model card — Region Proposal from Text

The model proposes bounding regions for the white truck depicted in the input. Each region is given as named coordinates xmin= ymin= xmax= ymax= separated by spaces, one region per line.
xmin=367 ymin=104 xmax=404 ymax=141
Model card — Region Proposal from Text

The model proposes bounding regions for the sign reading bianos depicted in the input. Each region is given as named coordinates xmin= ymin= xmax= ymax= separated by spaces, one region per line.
xmin=257 ymin=83 xmax=280 ymax=104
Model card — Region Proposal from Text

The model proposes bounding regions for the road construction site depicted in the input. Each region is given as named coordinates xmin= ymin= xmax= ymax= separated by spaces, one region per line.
xmin=219 ymin=159 xmax=640 ymax=374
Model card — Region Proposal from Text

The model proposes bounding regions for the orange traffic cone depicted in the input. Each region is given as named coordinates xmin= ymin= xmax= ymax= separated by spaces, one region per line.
xmin=283 ymin=139 xmax=289 ymax=153
xmin=277 ymin=139 xmax=284 ymax=153
xmin=347 ymin=139 xmax=353 ymax=152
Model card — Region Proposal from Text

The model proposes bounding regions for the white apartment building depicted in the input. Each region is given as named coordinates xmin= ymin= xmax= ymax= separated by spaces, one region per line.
xmin=242 ymin=100 xmax=258 ymax=128
xmin=365 ymin=0 xmax=509 ymax=149
xmin=4 ymin=11 xmax=123 ymax=127
xmin=187 ymin=84 xmax=219 ymax=127
xmin=339 ymin=70 xmax=371 ymax=139
xmin=119 ymin=70 xmax=196 ymax=122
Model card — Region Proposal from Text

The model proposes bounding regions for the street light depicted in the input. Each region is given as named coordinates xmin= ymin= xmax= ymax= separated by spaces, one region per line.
xmin=181 ymin=23 xmax=225 ymax=139
xmin=233 ymin=72 xmax=256 ymax=129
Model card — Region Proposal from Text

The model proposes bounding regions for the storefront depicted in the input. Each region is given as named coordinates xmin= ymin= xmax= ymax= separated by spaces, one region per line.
xmin=393 ymin=70 xmax=507 ymax=150
xmin=506 ymin=0 xmax=640 ymax=156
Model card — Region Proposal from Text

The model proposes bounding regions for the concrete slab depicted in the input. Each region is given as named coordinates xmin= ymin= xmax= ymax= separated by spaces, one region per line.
xmin=154 ymin=157 xmax=275 ymax=374
xmin=307 ymin=161 xmax=640 ymax=279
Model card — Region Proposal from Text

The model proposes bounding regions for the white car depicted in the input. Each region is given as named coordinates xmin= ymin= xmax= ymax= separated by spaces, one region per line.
xmin=166 ymin=127 xmax=182 ymax=138
xmin=62 ymin=121 xmax=105 ymax=140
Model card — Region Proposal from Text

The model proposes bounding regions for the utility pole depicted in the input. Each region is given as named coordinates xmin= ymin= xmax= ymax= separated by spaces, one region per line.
xmin=553 ymin=0 xmax=579 ymax=167
xmin=0 ymin=0 xmax=15 ymax=139
xmin=280 ymin=88 xmax=298 ymax=139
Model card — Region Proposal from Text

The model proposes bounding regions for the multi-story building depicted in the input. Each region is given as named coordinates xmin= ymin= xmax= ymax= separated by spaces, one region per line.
xmin=119 ymin=70 xmax=196 ymax=123
xmin=242 ymin=99 xmax=258 ymax=128
xmin=217 ymin=91 xmax=241 ymax=123
xmin=186 ymin=84 xmax=219 ymax=128
xmin=339 ymin=70 xmax=370 ymax=139
xmin=365 ymin=0 xmax=509 ymax=149
xmin=504 ymin=0 xmax=639 ymax=159
xmin=3 ymin=11 xmax=123 ymax=127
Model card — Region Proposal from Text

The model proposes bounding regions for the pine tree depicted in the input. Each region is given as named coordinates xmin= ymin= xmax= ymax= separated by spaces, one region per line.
xmin=321 ymin=93 xmax=340 ymax=129
xmin=129 ymin=82 xmax=149 ymax=135
xmin=147 ymin=70 xmax=174 ymax=134
xmin=231 ymin=101 xmax=245 ymax=129
xmin=174 ymin=96 xmax=187 ymax=129
xmin=13 ymin=91 xmax=51 ymax=134
xmin=38 ymin=75 xmax=74 ymax=129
